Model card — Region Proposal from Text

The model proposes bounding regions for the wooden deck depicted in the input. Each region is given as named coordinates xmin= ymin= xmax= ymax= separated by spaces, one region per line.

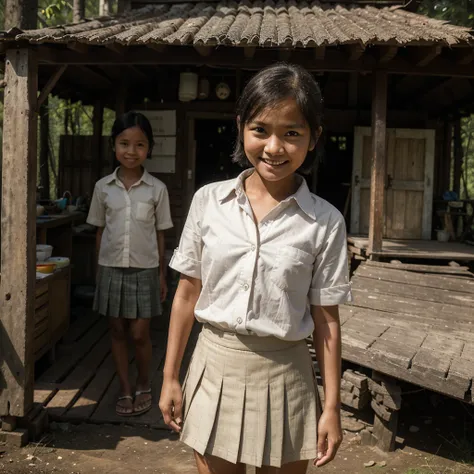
xmin=341 ymin=260 xmax=474 ymax=404
xmin=348 ymin=235 xmax=474 ymax=261
xmin=34 ymin=311 xmax=198 ymax=427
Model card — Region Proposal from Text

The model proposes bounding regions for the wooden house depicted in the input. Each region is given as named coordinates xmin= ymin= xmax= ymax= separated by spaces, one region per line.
xmin=1 ymin=0 xmax=474 ymax=448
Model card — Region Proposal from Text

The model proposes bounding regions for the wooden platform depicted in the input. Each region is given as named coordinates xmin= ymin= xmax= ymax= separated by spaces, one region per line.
xmin=341 ymin=260 xmax=474 ymax=403
xmin=348 ymin=235 xmax=474 ymax=261
xmin=34 ymin=311 xmax=198 ymax=427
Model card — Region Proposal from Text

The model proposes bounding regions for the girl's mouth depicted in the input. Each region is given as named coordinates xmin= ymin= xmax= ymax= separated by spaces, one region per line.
xmin=259 ymin=158 xmax=289 ymax=167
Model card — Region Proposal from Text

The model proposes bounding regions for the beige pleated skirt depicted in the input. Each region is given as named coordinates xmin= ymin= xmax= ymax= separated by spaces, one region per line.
xmin=181 ymin=324 xmax=322 ymax=468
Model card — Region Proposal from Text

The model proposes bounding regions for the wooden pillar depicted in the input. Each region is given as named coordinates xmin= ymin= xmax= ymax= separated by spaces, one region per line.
xmin=92 ymin=100 xmax=104 ymax=183
xmin=443 ymin=121 xmax=453 ymax=193
xmin=0 ymin=49 xmax=38 ymax=418
xmin=39 ymin=97 xmax=50 ymax=200
xmin=368 ymin=70 xmax=388 ymax=256
xmin=453 ymin=119 xmax=463 ymax=197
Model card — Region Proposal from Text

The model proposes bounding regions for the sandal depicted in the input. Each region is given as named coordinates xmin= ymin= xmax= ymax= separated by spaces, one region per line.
xmin=133 ymin=388 xmax=152 ymax=416
xmin=116 ymin=395 xmax=134 ymax=416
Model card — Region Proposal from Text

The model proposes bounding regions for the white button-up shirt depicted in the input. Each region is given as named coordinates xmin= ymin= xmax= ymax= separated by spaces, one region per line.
xmin=169 ymin=169 xmax=352 ymax=341
xmin=87 ymin=168 xmax=173 ymax=268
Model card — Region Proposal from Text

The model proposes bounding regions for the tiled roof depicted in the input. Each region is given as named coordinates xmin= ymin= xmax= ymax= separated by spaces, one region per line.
xmin=9 ymin=1 xmax=474 ymax=48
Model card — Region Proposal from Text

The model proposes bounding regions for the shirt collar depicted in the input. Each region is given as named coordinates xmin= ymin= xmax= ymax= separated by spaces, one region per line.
xmin=105 ymin=167 xmax=154 ymax=186
xmin=218 ymin=169 xmax=316 ymax=221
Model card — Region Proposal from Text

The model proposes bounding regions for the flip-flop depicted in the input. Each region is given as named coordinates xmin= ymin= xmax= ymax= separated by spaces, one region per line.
xmin=133 ymin=388 xmax=152 ymax=416
xmin=116 ymin=395 xmax=134 ymax=416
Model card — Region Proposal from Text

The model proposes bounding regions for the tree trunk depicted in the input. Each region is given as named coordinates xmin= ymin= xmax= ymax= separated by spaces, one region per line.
xmin=99 ymin=0 xmax=112 ymax=16
xmin=73 ymin=0 xmax=85 ymax=23
xmin=4 ymin=0 xmax=38 ymax=30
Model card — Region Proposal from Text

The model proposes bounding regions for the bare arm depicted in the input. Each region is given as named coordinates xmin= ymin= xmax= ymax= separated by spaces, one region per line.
xmin=159 ymin=274 xmax=201 ymax=431
xmin=311 ymin=304 xmax=343 ymax=467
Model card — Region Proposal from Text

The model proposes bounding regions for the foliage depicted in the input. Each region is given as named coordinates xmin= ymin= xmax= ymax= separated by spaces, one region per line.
xmin=419 ymin=0 xmax=474 ymax=27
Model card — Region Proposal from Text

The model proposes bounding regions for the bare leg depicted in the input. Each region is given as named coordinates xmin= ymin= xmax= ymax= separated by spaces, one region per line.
xmin=257 ymin=460 xmax=309 ymax=474
xmin=109 ymin=318 xmax=132 ymax=415
xmin=194 ymin=452 xmax=246 ymax=474
xmin=130 ymin=318 xmax=152 ymax=412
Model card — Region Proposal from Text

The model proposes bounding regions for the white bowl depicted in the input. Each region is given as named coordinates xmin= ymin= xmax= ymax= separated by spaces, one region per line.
xmin=36 ymin=244 xmax=53 ymax=261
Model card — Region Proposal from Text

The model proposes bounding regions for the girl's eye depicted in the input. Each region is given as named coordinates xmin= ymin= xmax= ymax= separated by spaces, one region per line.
xmin=286 ymin=131 xmax=300 ymax=137
xmin=252 ymin=127 xmax=265 ymax=134
xmin=119 ymin=141 xmax=128 ymax=146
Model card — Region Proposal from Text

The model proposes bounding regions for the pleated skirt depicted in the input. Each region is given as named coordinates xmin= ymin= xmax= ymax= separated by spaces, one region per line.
xmin=93 ymin=265 xmax=162 ymax=319
xmin=181 ymin=324 xmax=321 ymax=468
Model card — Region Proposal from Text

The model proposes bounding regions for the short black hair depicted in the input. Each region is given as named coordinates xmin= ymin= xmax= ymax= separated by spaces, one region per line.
xmin=232 ymin=63 xmax=323 ymax=174
xmin=110 ymin=111 xmax=155 ymax=158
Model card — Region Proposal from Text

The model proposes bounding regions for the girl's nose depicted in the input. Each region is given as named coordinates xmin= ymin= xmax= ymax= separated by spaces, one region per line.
xmin=264 ymin=135 xmax=284 ymax=155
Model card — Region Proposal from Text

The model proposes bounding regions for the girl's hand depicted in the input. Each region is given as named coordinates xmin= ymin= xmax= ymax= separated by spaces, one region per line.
xmin=314 ymin=407 xmax=343 ymax=467
xmin=160 ymin=272 xmax=168 ymax=302
xmin=159 ymin=378 xmax=183 ymax=432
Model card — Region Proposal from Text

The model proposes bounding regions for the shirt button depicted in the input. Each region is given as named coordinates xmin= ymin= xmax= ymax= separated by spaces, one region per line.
xmin=243 ymin=283 xmax=249 ymax=291
xmin=237 ymin=317 xmax=243 ymax=324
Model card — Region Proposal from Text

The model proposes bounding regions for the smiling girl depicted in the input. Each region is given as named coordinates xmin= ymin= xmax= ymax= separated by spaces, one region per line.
xmin=87 ymin=112 xmax=173 ymax=417
xmin=159 ymin=63 xmax=352 ymax=474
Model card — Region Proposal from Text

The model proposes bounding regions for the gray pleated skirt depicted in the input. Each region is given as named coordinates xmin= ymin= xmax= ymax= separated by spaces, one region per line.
xmin=93 ymin=265 xmax=162 ymax=319
xmin=181 ymin=324 xmax=321 ymax=468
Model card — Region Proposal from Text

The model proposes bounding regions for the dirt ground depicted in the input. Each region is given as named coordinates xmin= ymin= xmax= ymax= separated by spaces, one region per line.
xmin=1 ymin=392 xmax=473 ymax=474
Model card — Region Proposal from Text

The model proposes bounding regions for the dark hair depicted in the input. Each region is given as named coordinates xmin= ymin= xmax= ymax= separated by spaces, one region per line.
xmin=110 ymin=111 xmax=155 ymax=158
xmin=232 ymin=63 xmax=323 ymax=174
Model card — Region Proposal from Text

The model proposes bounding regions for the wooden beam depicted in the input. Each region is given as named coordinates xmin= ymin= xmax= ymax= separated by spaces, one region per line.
xmin=455 ymin=49 xmax=474 ymax=65
xmin=106 ymin=43 xmax=126 ymax=55
xmin=194 ymin=45 xmax=212 ymax=57
xmin=314 ymin=46 xmax=326 ymax=61
xmin=378 ymin=46 xmax=398 ymax=64
xmin=243 ymin=47 xmax=256 ymax=60
xmin=347 ymin=44 xmax=365 ymax=62
xmin=36 ymin=65 xmax=67 ymax=110
xmin=146 ymin=43 xmax=166 ymax=53
xmin=67 ymin=42 xmax=88 ymax=54
xmin=412 ymin=45 xmax=443 ymax=67
xmin=80 ymin=66 xmax=112 ymax=88
xmin=368 ymin=70 xmax=388 ymax=256
xmin=0 ymin=48 xmax=38 ymax=417
xmin=279 ymin=49 xmax=292 ymax=62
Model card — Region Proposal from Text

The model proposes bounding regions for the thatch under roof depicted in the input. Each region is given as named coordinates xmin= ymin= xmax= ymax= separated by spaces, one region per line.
xmin=5 ymin=1 xmax=473 ymax=49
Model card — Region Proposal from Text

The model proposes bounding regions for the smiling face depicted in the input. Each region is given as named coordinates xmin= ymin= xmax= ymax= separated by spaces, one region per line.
xmin=242 ymin=98 xmax=318 ymax=183
xmin=114 ymin=126 xmax=150 ymax=170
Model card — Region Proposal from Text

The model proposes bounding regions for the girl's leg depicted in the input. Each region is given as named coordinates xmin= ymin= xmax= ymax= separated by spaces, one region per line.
xmin=194 ymin=452 xmax=246 ymax=474
xmin=129 ymin=319 xmax=152 ymax=412
xmin=256 ymin=460 xmax=309 ymax=474
xmin=109 ymin=317 xmax=132 ymax=415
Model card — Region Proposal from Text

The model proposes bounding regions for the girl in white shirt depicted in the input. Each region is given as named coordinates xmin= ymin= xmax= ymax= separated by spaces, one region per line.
xmin=87 ymin=112 xmax=173 ymax=417
xmin=160 ymin=64 xmax=351 ymax=473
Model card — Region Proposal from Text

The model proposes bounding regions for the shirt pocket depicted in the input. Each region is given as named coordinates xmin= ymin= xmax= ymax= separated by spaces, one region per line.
xmin=135 ymin=201 xmax=154 ymax=222
xmin=271 ymin=246 xmax=314 ymax=293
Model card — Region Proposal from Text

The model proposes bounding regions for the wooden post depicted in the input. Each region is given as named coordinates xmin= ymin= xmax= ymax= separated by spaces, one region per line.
xmin=453 ymin=119 xmax=463 ymax=197
xmin=443 ymin=121 xmax=453 ymax=193
xmin=0 ymin=49 xmax=38 ymax=418
xmin=368 ymin=70 xmax=388 ymax=256
xmin=92 ymin=100 xmax=104 ymax=183
xmin=39 ymin=97 xmax=50 ymax=199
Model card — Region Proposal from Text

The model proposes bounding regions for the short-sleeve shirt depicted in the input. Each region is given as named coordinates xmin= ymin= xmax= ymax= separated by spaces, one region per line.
xmin=169 ymin=169 xmax=352 ymax=341
xmin=87 ymin=168 xmax=173 ymax=268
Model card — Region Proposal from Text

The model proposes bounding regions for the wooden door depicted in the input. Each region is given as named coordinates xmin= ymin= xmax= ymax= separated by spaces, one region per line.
xmin=351 ymin=127 xmax=435 ymax=240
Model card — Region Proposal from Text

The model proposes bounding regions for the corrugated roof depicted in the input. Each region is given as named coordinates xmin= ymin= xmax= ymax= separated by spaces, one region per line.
xmin=9 ymin=1 xmax=474 ymax=48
